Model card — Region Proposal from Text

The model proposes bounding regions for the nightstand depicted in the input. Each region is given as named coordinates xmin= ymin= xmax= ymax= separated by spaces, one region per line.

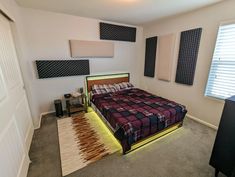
xmin=64 ymin=93 xmax=87 ymax=117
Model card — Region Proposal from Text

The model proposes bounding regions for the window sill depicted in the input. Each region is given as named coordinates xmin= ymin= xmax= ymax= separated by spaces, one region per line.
xmin=204 ymin=95 xmax=225 ymax=104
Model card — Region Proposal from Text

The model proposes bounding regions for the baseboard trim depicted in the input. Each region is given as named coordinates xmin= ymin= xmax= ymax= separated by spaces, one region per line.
xmin=17 ymin=154 xmax=30 ymax=177
xmin=187 ymin=114 xmax=218 ymax=130
xmin=25 ymin=124 xmax=34 ymax=152
xmin=35 ymin=111 xmax=54 ymax=130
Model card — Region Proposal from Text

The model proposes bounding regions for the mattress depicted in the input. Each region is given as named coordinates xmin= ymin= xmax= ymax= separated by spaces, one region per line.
xmin=91 ymin=88 xmax=187 ymax=148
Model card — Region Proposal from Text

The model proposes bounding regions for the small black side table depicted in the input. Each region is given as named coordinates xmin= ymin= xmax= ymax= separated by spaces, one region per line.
xmin=64 ymin=93 xmax=87 ymax=117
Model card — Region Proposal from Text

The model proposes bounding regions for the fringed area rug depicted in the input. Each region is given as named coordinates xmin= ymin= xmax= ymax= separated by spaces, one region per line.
xmin=57 ymin=111 xmax=121 ymax=176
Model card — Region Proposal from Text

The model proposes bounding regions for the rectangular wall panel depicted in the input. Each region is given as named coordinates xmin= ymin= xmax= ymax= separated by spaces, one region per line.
xmin=0 ymin=119 xmax=25 ymax=177
xmin=69 ymin=40 xmax=114 ymax=58
xmin=175 ymin=28 xmax=202 ymax=85
xmin=36 ymin=60 xmax=90 ymax=79
xmin=100 ymin=22 xmax=136 ymax=42
xmin=157 ymin=34 xmax=176 ymax=81
xmin=0 ymin=13 xmax=22 ymax=89
xmin=15 ymin=96 xmax=32 ymax=144
xmin=144 ymin=36 xmax=158 ymax=77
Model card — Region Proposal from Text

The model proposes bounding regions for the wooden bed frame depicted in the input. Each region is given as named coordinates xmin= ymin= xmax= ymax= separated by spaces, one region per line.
xmin=86 ymin=73 xmax=130 ymax=93
xmin=85 ymin=73 xmax=183 ymax=154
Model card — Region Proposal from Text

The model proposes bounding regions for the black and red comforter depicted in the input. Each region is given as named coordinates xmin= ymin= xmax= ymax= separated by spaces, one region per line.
xmin=91 ymin=88 xmax=187 ymax=152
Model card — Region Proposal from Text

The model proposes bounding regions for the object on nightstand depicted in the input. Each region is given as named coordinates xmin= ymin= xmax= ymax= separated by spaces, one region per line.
xmin=79 ymin=87 xmax=84 ymax=94
xmin=64 ymin=93 xmax=71 ymax=99
xmin=71 ymin=91 xmax=81 ymax=98
xmin=54 ymin=99 xmax=63 ymax=117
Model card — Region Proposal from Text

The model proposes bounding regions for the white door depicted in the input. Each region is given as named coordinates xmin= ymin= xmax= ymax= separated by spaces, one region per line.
xmin=0 ymin=13 xmax=33 ymax=177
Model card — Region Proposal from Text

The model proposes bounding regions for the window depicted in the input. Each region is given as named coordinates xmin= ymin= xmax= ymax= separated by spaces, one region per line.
xmin=205 ymin=23 xmax=235 ymax=100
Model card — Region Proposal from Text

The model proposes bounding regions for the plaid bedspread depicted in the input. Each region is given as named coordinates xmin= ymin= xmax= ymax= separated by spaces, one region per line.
xmin=92 ymin=88 xmax=187 ymax=146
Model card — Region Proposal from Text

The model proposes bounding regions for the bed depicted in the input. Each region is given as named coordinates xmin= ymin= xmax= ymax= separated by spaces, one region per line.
xmin=86 ymin=73 xmax=187 ymax=154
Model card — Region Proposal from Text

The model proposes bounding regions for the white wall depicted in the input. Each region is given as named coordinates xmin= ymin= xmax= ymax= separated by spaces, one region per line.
xmin=140 ymin=0 xmax=235 ymax=127
xmin=19 ymin=8 xmax=143 ymax=127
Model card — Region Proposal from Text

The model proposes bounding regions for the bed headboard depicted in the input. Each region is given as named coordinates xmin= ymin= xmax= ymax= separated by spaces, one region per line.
xmin=86 ymin=73 xmax=130 ymax=93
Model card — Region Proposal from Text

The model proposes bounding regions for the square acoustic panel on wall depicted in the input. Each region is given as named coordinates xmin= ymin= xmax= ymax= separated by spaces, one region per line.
xmin=36 ymin=60 xmax=90 ymax=79
xmin=69 ymin=40 xmax=114 ymax=58
xmin=100 ymin=22 xmax=136 ymax=42
xmin=175 ymin=28 xmax=202 ymax=85
xmin=157 ymin=33 xmax=176 ymax=81
xmin=144 ymin=36 xmax=158 ymax=77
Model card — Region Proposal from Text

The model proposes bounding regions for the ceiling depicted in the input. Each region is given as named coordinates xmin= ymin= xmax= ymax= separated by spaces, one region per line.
xmin=16 ymin=0 xmax=223 ymax=25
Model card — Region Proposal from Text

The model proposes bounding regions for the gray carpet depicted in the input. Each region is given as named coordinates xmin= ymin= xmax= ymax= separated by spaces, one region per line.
xmin=27 ymin=114 xmax=225 ymax=177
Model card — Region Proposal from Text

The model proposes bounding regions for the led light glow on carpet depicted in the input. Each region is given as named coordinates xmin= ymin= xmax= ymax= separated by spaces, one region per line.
xmin=126 ymin=125 xmax=182 ymax=155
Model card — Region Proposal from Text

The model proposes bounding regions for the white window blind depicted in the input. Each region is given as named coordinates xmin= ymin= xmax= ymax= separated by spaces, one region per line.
xmin=205 ymin=23 xmax=235 ymax=100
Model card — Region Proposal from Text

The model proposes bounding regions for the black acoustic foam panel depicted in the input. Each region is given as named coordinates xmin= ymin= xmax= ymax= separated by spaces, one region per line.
xmin=144 ymin=36 xmax=158 ymax=77
xmin=100 ymin=22 xmax=136 ymax=42
xmin=175 ymin=28 xmax=202 ymax=85
xmin=36 ymin=60 xmax=90 ymax=79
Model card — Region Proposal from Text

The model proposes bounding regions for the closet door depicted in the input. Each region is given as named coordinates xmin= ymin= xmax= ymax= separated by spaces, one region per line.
xmin=0 ymin=13 xmax=33 ymax=177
